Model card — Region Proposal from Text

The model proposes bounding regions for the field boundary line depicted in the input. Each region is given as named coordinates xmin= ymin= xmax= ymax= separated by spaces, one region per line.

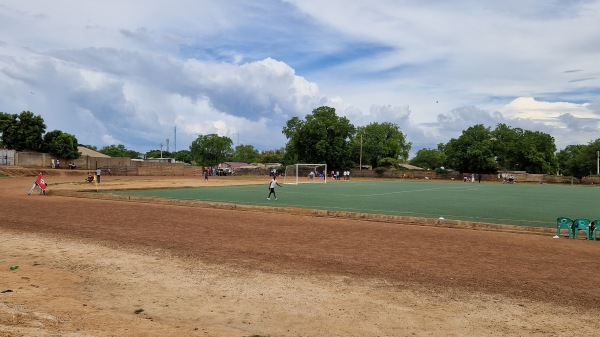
xmin=51 ymin=189 xmax=556 ymax=237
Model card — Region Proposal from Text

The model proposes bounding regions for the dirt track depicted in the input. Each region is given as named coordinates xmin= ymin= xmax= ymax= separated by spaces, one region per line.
xmin=1 ymin=172 xmax=600 ymax=336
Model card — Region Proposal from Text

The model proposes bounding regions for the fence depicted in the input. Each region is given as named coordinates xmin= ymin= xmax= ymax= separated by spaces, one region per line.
xmin=6 ymin=150 xmax=598 ymax=183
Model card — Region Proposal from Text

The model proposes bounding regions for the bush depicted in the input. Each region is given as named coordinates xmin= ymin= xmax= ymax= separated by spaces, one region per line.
xmin=378 ymin=157 xmax=398 ymax=167
xmin=375 ymin=167 xmax=387 ymax=176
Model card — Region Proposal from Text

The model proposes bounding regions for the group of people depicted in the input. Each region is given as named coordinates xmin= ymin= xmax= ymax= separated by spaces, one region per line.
xmin=308 ymin=171 xmax=326 ymax=180
xmin=50 ymin=159 xmax=77 ymax=170
xmin=84 ymin=168 xmax=110 ymax=183
xmin=499 ymin=173 xmax=515 ymax=184
xmin=330 ymin=170 xmax=350 ymax=180
xmin=462 ymin=173 xmax=482 ymax=183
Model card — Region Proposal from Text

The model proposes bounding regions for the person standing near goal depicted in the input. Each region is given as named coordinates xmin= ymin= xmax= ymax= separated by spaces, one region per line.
xmin=267 ymin=176 xmax=282 ymax=200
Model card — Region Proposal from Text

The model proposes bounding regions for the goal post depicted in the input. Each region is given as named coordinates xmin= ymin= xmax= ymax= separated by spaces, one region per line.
xmin=283 ymin=163 xmax=328 ymax=185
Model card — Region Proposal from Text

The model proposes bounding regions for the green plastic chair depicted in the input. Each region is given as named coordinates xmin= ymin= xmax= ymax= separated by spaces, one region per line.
xmin=556 ymin=217 xmax=573 ymax=237
xmin=591 ymin=220 xmax=599 ymax=241
xmin=571 ymin=218 xmax=591 ymax=240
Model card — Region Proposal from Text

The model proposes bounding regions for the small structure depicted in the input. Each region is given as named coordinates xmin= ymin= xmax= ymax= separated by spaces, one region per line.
xmin=219 ymin=162 xmax=260 ymax=175
xmin=145 ymin=157 xmax=176 ymax=163
xmin=398 ymin=163 xmax=425 ymax=170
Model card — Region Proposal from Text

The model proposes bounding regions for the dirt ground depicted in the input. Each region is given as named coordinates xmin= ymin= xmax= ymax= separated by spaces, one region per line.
xmin=1 ymin=171 xmax=600 ymax=337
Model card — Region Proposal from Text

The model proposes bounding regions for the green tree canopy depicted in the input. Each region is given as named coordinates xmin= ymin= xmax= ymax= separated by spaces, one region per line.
xmin=556 ymin=144 xmax=585 ymax=177
xmin=491 ymin=124 xmax=557 ymax=174
xmin=231 ymin=144 xmax=260 ymax=163
xmin=0 ymin=112 xmax=11 ymax=148
xmin=577 ymin=139 xmax=600 ymax=177
xmin=557 ymin=139 xmax=600 ymax=178
xmin=190 ymin=134 xmax=233 ymax=166
xmin=145 ymin=149 xmax=171 ymax=159
xmin=173 ymin=150 xmax=192 ymax=163
xmin=0 ymin=111 xmax=46 ymax=151
xmin=353 ymin=122 xmax=411 ymax=168
xmin=258 ymin=148 xmax=285 ymax=164
xmin=42 ymin=130 xmax=80 ymax=159
xmin=409 ymin=148 xmax=445 ymax=170
xmin=514 ymin=130 xmax=557 ymax=174
xmin=443 ymin=123 xmax=557 ymax=174
xmin=282 ymin=106 xmax=355 ymax=169
xmin=444 ymin=124 xmax=497 ymax=173
xmin=99 ymin=144 xmax=140 ymax=158
xmin=491 ymin=123 xmax=521 ymax=170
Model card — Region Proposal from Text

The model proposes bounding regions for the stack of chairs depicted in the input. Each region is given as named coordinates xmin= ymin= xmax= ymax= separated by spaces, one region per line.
xmin=557 ymin=217 xmax=598 ymax=240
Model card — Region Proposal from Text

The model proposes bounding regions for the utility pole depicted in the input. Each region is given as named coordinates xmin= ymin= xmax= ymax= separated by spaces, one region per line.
xmin=166 ymin=138 xmax=169 ymax=153
xmin=160 ymin=143 xmax=163 ymax=158
xmin=597 ymin=150 xmax=599 ymax=175
xmin=359 ymin=133 xmax=363 ymax=170
xmin=174 ymin=126 xmax=177 ymax=153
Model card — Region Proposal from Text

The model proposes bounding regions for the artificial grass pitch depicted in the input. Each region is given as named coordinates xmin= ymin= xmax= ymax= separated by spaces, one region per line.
xmin=111 ymin=180 xmax=598 ymax=228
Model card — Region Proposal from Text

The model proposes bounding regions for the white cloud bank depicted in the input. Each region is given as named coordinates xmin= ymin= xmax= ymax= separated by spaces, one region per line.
xmin=1 ymin=1 xmax=599 ymax=156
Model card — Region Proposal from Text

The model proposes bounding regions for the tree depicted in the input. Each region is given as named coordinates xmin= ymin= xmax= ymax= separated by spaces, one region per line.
xmin=258 ymin=148 xmax=285 ymax=164
xmin=125 ymin=149 xmax=142 ymax=159
xmin=145 ymin=149 xmax=171 ymax=159
xmin=514 ymin=130 xmax=557 ymax=174
xmin=190 ymin=134 xmax=233 ymax=166
xmin=491 ymin=123 xmax=521 ymax=170
xmin=558 ymin=139 xmax=600 ymax=178
xmin=99 ymin=144 xmax=140 ymax=158
xmin=282 ymin=106 xmax=355 ymax=169
xmin=231 ymin=144 xmax=260 ymax=163
xmin=0 ymin=111 xmax=46 ymax=151
xmin=577 ymin=138 xmax=600 ymax=177
xmin=353 ymin=122 xmax=411 ymax=168
xmin=444 ymin=124 xmax=497 ymax=173
xmin=0 ymin=112 xmax=11 ymax=148
xmin=491 ymin=124 xmax=557 ymax=174
xmin=173 ymin=150 xmax=192 ymax=164
xmin=409 ymin=148 xmax=445 ymax=170
xmin=42 ymin=130 xmax=80 ymax=159
xmin=556 ymin=144 xmax=585 ymax=177
xmin=41 ymin=130 xmax=63 ymax=153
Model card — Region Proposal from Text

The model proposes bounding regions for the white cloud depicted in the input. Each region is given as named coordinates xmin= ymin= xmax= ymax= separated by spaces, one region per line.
xmin=1 ymin=0 xmax=600 ymax=157
xmin=502 ymin=97 xmax=596 ymax=120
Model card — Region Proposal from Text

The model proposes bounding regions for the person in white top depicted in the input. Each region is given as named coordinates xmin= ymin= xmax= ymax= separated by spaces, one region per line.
xmin=267 ymin=176 xmax=282 ymax=200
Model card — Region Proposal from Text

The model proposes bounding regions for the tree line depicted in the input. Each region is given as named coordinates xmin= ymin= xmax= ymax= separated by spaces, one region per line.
xmin=0 ymin=111 xmax=80 ymax=159
xmin=2 ymin=108 xmax=599 ymax=178
xmin=410 ymin=123 xmax=600 ymax=178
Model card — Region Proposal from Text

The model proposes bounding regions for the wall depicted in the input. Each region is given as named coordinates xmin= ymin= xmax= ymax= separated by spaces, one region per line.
xmin=15 ymin=152 xmax=53 ymax=167
xmin=12 ymin=151 xmax=598 ymax=183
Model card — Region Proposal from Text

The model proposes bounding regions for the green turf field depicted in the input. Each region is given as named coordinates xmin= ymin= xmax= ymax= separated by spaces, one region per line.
xmin=111 ymin=180 xmax=599 ymax=228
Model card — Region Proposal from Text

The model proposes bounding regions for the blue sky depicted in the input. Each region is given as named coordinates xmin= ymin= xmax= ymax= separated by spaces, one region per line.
xmin=1 ymin=0 xmax=599 ymax=156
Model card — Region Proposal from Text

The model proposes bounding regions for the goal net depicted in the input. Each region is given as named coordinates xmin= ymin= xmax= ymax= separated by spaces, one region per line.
xmin=283 ymin=163 xmax=328 ymax=185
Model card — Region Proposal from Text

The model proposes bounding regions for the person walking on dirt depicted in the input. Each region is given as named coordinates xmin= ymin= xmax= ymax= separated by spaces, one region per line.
xmin=267 ymin=176 xmax=282 ymax=200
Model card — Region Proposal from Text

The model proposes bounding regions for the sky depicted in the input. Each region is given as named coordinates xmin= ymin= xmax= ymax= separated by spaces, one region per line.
xmin=1 ymin=0 xmax=599 ymax=157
